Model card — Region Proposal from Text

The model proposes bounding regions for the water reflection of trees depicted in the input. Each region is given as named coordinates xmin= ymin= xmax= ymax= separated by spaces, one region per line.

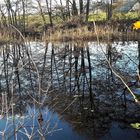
xmin=1 ymin=41 xmax=140 ymax=110
xmin=0 ymin=41 xmax=140 ymax=139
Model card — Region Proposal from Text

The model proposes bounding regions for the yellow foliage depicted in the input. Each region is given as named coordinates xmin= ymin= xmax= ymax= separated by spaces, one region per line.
xmin=133 ymin=21 xmax=140 ymax=30
xmin=130 ymin=123 xmax=140 ymax=129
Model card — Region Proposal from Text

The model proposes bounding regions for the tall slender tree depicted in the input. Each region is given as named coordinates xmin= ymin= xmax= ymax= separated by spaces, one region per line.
xmin=45 ymin=0 xmax=53 ymax=26
xmin=86 ymin=0 xmax=90 ymax=22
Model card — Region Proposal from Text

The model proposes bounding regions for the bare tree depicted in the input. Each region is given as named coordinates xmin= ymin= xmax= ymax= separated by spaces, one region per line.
xmin=45 ymin=0 xmax=53 ymax=26
xmin=86 ymin=0 xmax=90 ymax=21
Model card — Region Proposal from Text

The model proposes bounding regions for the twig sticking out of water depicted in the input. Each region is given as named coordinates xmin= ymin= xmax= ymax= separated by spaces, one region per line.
xmin=93 ymin=21 xmax=140 ymax=104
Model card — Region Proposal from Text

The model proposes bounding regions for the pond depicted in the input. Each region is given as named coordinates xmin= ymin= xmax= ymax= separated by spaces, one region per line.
xmin=0 ymin=106 xmax=90 ymax=140
xmin=0 ymin=41 xmax=140 ymax=140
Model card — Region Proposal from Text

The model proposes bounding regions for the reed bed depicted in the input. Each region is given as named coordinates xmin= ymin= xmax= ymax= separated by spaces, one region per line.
xmin=44 ymin=25 xmax=139 ymax=42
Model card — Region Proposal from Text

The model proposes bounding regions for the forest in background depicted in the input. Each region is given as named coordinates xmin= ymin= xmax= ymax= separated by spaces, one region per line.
xmin=0 ymin=0 xmax=139 ymax=42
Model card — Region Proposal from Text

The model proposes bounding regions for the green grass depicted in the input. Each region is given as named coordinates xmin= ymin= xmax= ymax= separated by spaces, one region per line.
xmin=26 ymin=14 xmax=64 ymax=32
xmin=88 ymin=12 xmax=107 ymax=22
xmin=88 ymin=11 xmax=139 ymax=22
xmin=113 ymin=12 xmax=139 ymax=20
xmin=1 ymin=12 xmax=139 ymax=33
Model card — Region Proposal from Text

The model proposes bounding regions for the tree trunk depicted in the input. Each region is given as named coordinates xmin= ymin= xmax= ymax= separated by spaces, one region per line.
xmin=79 ymin=0 xmax=83 ymax=14
xmin=86 ymin=0 xmax=90 ymax=22
xmin=72 ymin=0 xmax=78 ymax=16
xmin=107 ymin=0 xmax=113 ymax=20
xmin=46 ymin=0 xmax=53 ymax=26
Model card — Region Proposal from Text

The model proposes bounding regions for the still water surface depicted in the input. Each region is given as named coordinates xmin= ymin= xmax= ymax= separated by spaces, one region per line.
xmin=0 ymin=41 xmax=140 ymax=140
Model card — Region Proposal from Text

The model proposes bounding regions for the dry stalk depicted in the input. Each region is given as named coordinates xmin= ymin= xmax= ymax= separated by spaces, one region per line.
xmin=93 ymin=21 xmax=140 ymax=104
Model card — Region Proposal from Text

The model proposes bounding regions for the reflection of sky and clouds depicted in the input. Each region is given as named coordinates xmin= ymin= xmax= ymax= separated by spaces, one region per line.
xmin=0 ymin=106 xmax=88 ymax=140
xmin=0 ymin=41 xmax=140 ymax=140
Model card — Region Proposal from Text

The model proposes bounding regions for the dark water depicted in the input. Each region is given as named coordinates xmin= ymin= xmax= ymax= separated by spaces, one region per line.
xmin=0 ymin=41 xmax=140 ymax=140
xmin=0 ymin=106 xmax=140 ymax=140
xmin=100 ymin=122 xmax=140 ymax=140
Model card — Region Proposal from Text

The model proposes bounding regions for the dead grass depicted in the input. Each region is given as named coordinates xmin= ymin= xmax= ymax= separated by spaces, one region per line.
xmin=0 ymin=23 xmax=139 ymax=43
xmin=44 ymin=25 xmax=139 ymax=42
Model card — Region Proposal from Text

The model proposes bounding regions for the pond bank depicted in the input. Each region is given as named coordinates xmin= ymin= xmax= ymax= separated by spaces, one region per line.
xmin=0 ymin=19 xmax=139 ymax=44
xmin=44 ymin=26 xmax=139 ymax=42
xmin=43 ymin=19 xmax=139 ymax=42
